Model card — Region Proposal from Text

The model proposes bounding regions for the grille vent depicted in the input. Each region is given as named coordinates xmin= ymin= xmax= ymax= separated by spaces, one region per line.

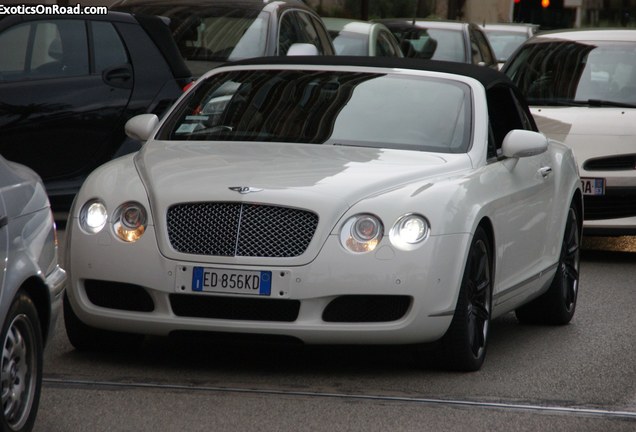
xmin=167 ymin=202 xmax=318 ymax=257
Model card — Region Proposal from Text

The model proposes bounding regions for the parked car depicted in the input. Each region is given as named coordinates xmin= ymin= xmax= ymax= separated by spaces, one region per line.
xmin=111 ymin=0 xmax=336 ymax=77
xmin=323 ymin=18 xmax=403 ymax=57
xmin=0 ymin=155 xmax=65 ymax=431
xmin=0 ymin=12 xmax=192 ymax=211
xmin=377 ymin=19 xmax=498 ymax=69
xmin=63 ymin=56 xmax=581 ymax=372
xmin=480 ymin=23 xmax=539 ymax=69
xmin=503 ymin=29 xmax=636 ymax=235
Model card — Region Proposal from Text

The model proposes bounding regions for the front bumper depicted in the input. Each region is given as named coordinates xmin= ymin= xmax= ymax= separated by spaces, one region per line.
xmin=582 ymin=187 xmax=636 ymax=235
xmin=66 ymin=225 xmax=470 ymax=345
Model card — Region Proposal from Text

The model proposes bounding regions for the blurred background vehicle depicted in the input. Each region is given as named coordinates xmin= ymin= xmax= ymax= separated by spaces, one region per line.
xmin=323 ymin=18 xmax=403 ymax=57
xmin=0 ymin=155 xmax=65 ymax=432
xmin=376 ymin=19 xmax=497 ymax=69
xmin=0 ymin=12 xmax=192 ymax=212
xmin=111 ymin=0 xmax=336 ymax=77
xmin=503 ymin=28 xmax=636 ymax=236
xmin=480 ymin=23 xmax=540 ymax=69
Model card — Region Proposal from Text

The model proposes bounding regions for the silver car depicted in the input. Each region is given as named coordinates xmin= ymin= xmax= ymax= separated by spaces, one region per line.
xmin=0 ymin=155 xmax=65 ymax=431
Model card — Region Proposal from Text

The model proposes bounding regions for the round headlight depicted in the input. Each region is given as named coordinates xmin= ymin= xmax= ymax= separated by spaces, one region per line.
xmin=390 ymin=214 xmax=430 ymax=250
xmin=340 ymin=214 xmax=383 ymax=253
xmin=113 ymin=202 xmax=147 ymax=242
xmin=79 ymin=200 xmax=108 ymax=234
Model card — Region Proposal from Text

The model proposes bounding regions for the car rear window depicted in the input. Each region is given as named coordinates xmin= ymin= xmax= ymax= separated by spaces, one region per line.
xmin=158 ymin=69 xmax=472 ymax=153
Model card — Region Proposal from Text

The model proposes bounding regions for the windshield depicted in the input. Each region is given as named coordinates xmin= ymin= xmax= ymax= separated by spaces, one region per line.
xmin=158 ymin=70 xmax=472 ymax=153
xmin=505 ymin=40 xmax=636 ymax=107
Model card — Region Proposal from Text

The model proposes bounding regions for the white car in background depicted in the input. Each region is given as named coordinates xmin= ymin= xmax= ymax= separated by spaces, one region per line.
xmin=323 ymin=18 xmax=403 ymax=57
xmin=480 ymin=23 xmax=539 ymax=69
xmin=64 ymin=56 xmax=581 ymax=372
xmin=0 ymin=156 xmax=65 ymax=432
xmin=504 ymin=29 xmax=636 ymax=235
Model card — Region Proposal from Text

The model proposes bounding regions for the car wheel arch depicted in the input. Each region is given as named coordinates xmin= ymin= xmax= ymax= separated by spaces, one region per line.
xmin=16 ymin=278 xmax=51 ymax=347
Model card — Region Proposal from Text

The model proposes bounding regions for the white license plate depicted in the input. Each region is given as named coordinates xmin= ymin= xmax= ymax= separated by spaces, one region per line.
xmin=192 ymin=267 xmax=272 ymax=296
xmin=581 ymin=178 xmax=605 ymax=196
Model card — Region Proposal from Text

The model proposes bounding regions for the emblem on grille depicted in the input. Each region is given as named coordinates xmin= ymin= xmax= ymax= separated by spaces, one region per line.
xmin=229 ymin=186 xmax=263 ymax=194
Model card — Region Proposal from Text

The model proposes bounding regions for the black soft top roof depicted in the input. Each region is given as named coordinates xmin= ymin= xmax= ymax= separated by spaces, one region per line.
xmin=225 ymin=55 xmax=513 ymax=90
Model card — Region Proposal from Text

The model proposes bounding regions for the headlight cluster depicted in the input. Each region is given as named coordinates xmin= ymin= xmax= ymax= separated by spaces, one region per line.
xmin=79 ymin=200 xmax=148 ymax=243
xmin=340 ymin=213 xmax=429 ymax=253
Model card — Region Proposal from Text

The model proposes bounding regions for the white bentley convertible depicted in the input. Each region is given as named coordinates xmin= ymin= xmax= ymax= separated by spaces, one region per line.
xmin=64 ymin=57 xmax=582 ymax=371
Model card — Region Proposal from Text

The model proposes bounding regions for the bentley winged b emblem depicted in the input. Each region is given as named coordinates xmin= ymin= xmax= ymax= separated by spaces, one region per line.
xmin=229 ymin=186 xmax=264 ymax=194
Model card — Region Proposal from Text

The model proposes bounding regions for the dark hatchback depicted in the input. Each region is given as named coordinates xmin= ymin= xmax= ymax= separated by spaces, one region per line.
xmin=0 ymin=12 xmax=192 ymax=210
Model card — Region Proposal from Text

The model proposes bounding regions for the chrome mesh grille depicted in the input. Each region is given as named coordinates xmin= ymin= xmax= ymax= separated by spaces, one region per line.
xmin=167 ymin=202 xmax=318 ymax=257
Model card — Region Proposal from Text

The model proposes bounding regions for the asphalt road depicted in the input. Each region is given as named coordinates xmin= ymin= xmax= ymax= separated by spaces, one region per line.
xmin=33 ymin=233 xmax=636 ymax=432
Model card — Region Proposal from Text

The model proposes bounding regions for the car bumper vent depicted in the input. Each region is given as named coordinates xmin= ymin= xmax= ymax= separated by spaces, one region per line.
xmin=322 ymin=295 xmax=412 ymax=323
xmin=583 ymin=155 xmax=636 ymax=171
xmin=584 ymin=189 xmax=636 ymax=220
xmin=84 ymin=280 xmax=155 ymax=312
xmin=167 ymin=202 xmax=318 ymax=257
xmin=169 ymin=294 xmax=300 ymax=322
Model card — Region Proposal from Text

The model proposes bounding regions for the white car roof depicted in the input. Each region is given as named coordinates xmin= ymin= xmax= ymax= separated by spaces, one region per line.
xmin=535 ymin=28 xmax=636 ymax=42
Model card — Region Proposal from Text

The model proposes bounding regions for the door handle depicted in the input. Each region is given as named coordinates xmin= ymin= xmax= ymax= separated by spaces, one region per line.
xmin=538 ymin=166 xmax=552 ymax=178
xmin=102 ymin=64 xmax=133 ymax=89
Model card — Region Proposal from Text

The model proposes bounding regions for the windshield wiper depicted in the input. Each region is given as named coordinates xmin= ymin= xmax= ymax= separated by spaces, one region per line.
xmin=529 ymin=98 xmax=636 ymax=108
xmin=578 ymin=99 xmax=636 ymax=108
xmin=527 ymin=99 xmax=581 ymax=107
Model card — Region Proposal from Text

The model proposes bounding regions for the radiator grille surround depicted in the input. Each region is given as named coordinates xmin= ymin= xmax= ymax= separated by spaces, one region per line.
xmin=167 ymin=202 xmax=319 ymax=257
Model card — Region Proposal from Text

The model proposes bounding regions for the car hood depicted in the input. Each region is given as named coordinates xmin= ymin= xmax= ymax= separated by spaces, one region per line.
xmin=135 ymin=140 xmax=471 ymax=264
xmin=532 ymin=107 xmax=636 ymax=170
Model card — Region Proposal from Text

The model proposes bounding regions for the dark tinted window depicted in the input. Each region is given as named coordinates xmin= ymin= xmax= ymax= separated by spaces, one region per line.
xmin=92 ymin=21 xmax=128 ymax=72
xmin=0 ymin=20 xmax=88 ymax=80
xmin=376 ymin=31 xmax=399 ymax=57
xmin=487 ymin=85 xmax=530 ymax=155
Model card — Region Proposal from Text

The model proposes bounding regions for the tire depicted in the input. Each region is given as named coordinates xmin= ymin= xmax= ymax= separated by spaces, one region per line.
xmin=515 ymin=202 xmax=580 ymax=325
xmin=433 ymin=226 xmax=493 ymax=372
xmin=63 ymin=293 xmax=144 ymax=352
xmin=0 ymin=293 xmax=43 ymax=432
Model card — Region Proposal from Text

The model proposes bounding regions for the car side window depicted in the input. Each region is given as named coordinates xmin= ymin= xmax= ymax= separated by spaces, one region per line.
xmin=0 ymin=20 xmax=88 ymax=81
xmin=91 ymin=21 xmax=128 ymax=73
xmin=278 ymin=12 xmax=296 ymax=55
xmin=376 ymin=31 xmax=398 ymax=57
xmin=487 ymin=85 xmax=525 ymax=158
xmin=296 ymin=12 xmax=325 ymax=54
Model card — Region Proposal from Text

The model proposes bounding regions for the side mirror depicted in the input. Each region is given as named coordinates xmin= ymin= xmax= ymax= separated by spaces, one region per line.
xmin=287 ymin=43 xmax=319 ymax=56
xmin=125 ymin=114 xmax=159 ymax=142
xmin=502 ymin=129 xmax=548 ymax=159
